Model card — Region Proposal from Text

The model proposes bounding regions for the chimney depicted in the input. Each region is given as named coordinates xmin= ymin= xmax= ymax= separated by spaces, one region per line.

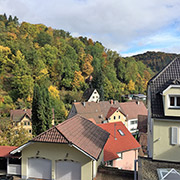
xmin=110 ymin=99 xmax=113 ymax=105
xmin=136 ymin=101 xmax=140 ymax=105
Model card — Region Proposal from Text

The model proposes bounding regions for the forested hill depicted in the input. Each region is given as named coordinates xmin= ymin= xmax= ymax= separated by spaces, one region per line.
xmin=0 ymin=14 xmax=152 ymax=119
xmin=132 ymin=51 xmax=179 ymax=73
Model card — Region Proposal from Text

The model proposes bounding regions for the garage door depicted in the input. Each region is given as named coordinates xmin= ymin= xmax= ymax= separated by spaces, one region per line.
xmin=56 ymin=161 xmax=81 ymax=180
xmin=28 ymin=158 xmax=52 ymax=179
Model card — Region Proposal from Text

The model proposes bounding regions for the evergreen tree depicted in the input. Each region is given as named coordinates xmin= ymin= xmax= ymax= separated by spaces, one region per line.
xmin=32 ymin=83 xmax=52 ymax=136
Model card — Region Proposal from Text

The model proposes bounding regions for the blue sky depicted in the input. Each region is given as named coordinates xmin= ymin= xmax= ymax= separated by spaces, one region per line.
xmin=1 ymin=0 xmax=180 ymax=57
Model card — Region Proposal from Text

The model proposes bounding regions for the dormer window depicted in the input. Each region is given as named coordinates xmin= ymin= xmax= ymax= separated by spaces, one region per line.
xmin=169 ymin=95 xmax=180 ymax=108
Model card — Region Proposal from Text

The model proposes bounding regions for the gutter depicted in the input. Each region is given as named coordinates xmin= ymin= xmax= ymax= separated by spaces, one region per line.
xmin=10 ymin=142 xmax=33 ymax=154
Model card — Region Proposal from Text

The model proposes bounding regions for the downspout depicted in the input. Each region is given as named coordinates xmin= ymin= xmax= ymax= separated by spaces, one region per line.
xmin=134 ymin=159 xmax=138 ymax=180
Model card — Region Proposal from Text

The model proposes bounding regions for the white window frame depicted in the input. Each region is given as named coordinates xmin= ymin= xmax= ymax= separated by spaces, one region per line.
xmin=169 ymin=95 xmax=180 ymax=108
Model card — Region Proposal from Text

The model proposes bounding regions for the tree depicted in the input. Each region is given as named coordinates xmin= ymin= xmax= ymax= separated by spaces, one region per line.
xmin=32 ymin=83 xmax=52 ymax=136
xmin=0 ymin=120 xmax=32 ymax=146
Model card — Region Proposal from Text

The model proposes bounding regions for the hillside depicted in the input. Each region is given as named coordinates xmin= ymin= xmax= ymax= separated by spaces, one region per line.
xmin=132 ymin=51 xmax=179 ymax=73
xmin=0 ymin=14 xmax=152 ymax=119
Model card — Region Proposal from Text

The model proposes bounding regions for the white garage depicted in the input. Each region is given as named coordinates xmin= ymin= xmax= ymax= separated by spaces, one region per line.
xmin=28 ymin=157 xmax=52 ymax=179
xmin=56 ymin=160 xmax=81 ymax=180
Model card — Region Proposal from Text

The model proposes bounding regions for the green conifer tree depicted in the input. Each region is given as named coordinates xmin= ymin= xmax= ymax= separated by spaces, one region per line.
xmin=32 ymin=83 xmax=52 ymax=136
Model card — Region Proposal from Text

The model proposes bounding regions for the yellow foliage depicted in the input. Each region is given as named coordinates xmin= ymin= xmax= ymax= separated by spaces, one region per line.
xmin=72 ymin=71 xmax=85 ymax=89
xmin=0 ymin=45 xmax=11 ymax=54
xmin=127 ymin=80 xmax=135 ymax=91
xmin=7 ymin=32 xmax=17 ymax=40
xmin=48 ymin=85 xmax=60 ymax=99
xmin=34 ymin=42 xmax=40 ymax=49
xmin=40 ymin=68 xmax=48 ymax=75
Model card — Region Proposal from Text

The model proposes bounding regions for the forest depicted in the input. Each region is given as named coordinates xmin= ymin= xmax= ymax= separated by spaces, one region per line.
xmin=0 ymin=14 xmax=154 ymax=121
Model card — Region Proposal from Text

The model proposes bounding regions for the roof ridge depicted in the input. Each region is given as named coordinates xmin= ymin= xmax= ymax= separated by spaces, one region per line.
xmin=148 ymin=57 xmax=179 ymax=84
xmin=31 ymin=126 xmax=56 ymax=141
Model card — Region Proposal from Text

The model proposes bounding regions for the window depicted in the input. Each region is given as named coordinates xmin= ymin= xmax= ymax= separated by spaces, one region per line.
xmin=114 ymin=116 xmax=116 ymax=120
xmin=169 ymin=96 xmax=180 ymax=108
xmin=28 ymin=122 xmax=30 ymax=125
xmin=93 ymin=96 xmax=95 ymax=99
xmin=29 ymin=129 xmax=32 ymax=133
xmin=130 ymin=120 xmax=137 ymax=125
xmin=107 ymin=160 xmax=113 ymax=166
xmin=119 ymin=115 xmax=121 ymax=119
xmin=118 ymin=129 xmax=125 ymax=136
xmin=24 ymin=121 xmax=27 ymax=126
xmin=171 ymin=127 xmax=178 ymax=145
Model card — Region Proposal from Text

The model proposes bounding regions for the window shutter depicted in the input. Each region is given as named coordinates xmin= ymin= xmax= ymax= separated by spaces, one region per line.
xmin=171 ymin=127 xmax=178 ymax=145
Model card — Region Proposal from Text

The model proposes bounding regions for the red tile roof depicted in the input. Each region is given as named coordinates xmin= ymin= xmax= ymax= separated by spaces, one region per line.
xmin=98 ymin=122 xmax=141 ymax=161
xmin=0 ymin=146 xmax=17 ymax=157
xmin=32 ymin=115 xmax=109 ymax=160
xmin=106 ymin=107 xmax=118 ymax=119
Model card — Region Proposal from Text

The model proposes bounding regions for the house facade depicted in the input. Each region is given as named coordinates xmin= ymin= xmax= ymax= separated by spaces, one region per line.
xmin=10 ymin=109 xmax=55 ymax=134
xmin=98 ymin=122 xmax=140 ymax=171
xmin=106 ymin=107 xmax=127 ymax=125
xmin=11 ymin=115 xmax=109 ymax=180
xmin=10 ymin=109 xmax=32 ymax=134
xmin=147 ymin=57 xmax=180 ymax=162
xmin=82 ymin=88 xmax=100 ymax=102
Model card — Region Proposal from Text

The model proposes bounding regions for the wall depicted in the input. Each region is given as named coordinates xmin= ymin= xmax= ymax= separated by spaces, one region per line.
xmin=153 ymin=119 xmax=180 ymax=161
xmin=88 ymin=90 xmax=100 ymax=102
xmin=15 ymin=116 xmax=32 ymax=134
xmin=108 ymin=111 xmax=127 ymax=127
xmin=96 ymin=166 xmax=134 ymax=180
xmin=21 ymin=142 xmax=93 ymax=180
xmin=113 ymin=149 xmax=138 ymax=171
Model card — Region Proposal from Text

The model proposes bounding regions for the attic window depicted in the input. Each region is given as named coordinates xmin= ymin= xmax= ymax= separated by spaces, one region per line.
xmin=169 ymin=95 xmax=180 ymax=108
xmin=118 ymin=129 xmax=125 ymax=136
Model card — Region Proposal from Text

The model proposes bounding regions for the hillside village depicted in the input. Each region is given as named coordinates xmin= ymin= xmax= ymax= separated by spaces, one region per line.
xmin=1 ymin=14 xmax=180 ymax=180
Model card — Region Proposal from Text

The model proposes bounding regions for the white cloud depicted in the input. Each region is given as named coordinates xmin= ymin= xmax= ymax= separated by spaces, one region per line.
xmin=1 ymin=0 xmax=180 ymax=55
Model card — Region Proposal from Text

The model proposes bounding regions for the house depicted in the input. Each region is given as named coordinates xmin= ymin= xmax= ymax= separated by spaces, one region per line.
xmin=68 ymin=100 xmax=147 ymax=134
xmin=10 ymin=114 xmax=109 ymax=180
xmin=106 ymin=107 xmax=126 ymax=125
xmin=10 ymin=109 xmax=55 ymax=134
xmin=98 ymin=122 xmax=140 ymax=171
xmin=132 ymin=94 xmax=147 ymax=101
xmin=118 ymin=101 xmax=147 ymax=134
xmin=82 ymin=88 xmax=100 ymax=102
xmin=0 ymin=146 xmax=21 ymax=177
xmin=147 ymin=57 xmax=180 ymax=162
xmin=10 ymin=109 xmax=32 ymax=134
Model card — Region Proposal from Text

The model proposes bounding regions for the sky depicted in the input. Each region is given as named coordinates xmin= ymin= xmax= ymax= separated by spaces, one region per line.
xmin=1 ymin=0 xmax=180 ymax=57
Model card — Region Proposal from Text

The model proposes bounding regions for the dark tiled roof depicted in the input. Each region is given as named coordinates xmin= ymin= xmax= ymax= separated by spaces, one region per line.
xmin=82 ymin=88 xmax=95 ymax=101
xmin=148 ymin=57 xmax=180 ymax=118
xmin=32 ymin=115 xmax=109 ymax=160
